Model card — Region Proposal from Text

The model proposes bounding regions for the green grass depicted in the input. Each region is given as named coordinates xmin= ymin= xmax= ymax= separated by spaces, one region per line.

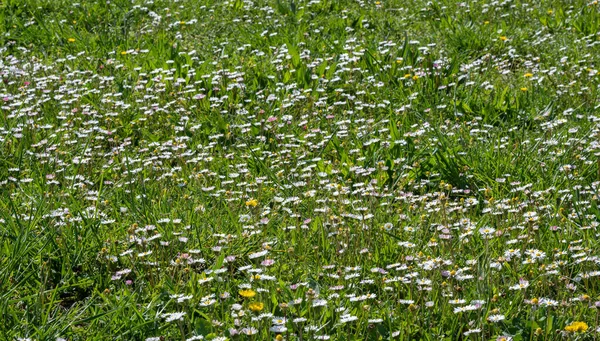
xmin=1 ymin=0 xmax=600 ymax=340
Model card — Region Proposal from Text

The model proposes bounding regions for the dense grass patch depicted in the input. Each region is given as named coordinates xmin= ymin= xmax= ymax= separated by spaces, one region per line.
xmin=1 ymin=0 xmax=600 ymax=340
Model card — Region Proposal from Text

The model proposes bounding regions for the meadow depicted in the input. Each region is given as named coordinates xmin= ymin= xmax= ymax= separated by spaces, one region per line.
xmin=1 ymin=0 xmax=600 ymax=339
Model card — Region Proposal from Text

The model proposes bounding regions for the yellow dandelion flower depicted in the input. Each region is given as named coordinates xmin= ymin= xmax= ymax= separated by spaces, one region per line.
xmin=565 ymin=321 xmax=588 ymax=333
xmin=245 ymin=199 xmax=258 ymax=207
xmin=524 ymin=73 xmax=533 ymax=78
xmin=499 ymin=36 xmax=508 ymax=41
xmin=520 ymin=87 xmax=528 ymax=91
xmin=239 ymin=289 xmax=256 ymax=298
xmin=248 ymin=301 xmax=264 ymax=312
xmin=68 ymin=38 xmax=76 ymax=43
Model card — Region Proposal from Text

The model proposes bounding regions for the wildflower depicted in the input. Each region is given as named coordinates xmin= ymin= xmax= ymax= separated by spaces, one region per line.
xmin=525 ymin=249 xmax=546 ymax=261
xmin=509 ymin=279 xmax=529 ymax=290
xmin=261 ymin=259 xmax=275 ymax=267
xmin=496 ymin=337 xmax=512 ymax=341
xmin=239 ymin=289 xmax=256 ymax=298
xmin=340 ymin=314 xmax=358 ymax=323
xmin=249 ymin=302 xmax=264 ymax=312
xmin=538 ymin=298 xmax=558 ymax=307
xmin=270 ymin=325 xmax=287 ymax=333
xmin=248 ymin=250 xmax=269 ymax=259
xmin=245 ymin=199 xmax=258 ymax=207
xmin=524 ymin=73 xmax=533 ymax=78
xmin=479 ymin=227 xmax=496 ymax=238
xmin=565 ymin=321 xmax=588 ymax=333
xmin=162 ymin=312 xmax=186 ymax=322
xmin=463 ymin=329 xmax=481 ymax=336
xmin=241 ymin=327 xmax=258 ymax=335
xmin=199 ymin=299 xmax=216 ymax=306
xmin=487 ymin=314 xmax=506 ymax=323
xmin=67 ymin=38 xmax=76 ymax=43
xmin=272 ymin=317 xmax=287 ymax=325
xmin=312 ymin=299 xmax=327 ymax=307
xmin=186 ymin=336 xmax=204 ymax=341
